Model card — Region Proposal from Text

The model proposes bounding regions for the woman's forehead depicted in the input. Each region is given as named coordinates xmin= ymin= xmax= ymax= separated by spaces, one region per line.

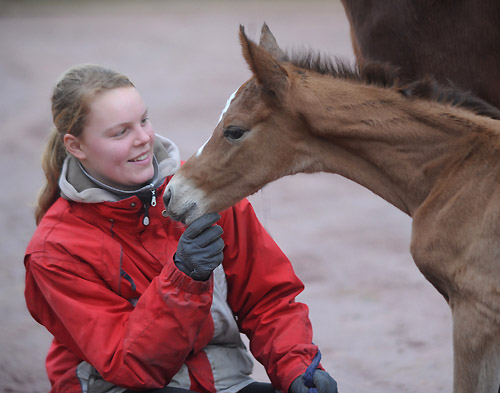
xmin=86 ymin=87 xmax=146 ymax=130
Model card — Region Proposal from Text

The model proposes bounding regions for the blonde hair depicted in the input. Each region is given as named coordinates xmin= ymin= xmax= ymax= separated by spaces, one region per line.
xmin=35 ymin=64 xmax=134 ymax=224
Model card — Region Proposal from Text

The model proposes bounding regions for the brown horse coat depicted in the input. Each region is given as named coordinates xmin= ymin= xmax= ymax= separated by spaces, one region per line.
xmin=340 ymin=0 xmax=500 ymax=109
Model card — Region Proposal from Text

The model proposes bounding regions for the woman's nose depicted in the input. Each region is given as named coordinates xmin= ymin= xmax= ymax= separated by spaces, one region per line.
xmin=134 ymin=125 xmax=153 ymax=144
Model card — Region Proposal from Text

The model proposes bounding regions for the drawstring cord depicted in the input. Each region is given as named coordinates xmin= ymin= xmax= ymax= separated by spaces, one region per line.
xmin=303 ymin=349 xmax=321 ymax=393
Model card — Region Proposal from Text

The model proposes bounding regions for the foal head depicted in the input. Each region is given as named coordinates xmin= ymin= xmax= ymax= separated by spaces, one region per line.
xmin=164 ymin=25 xmax=309 ymax=224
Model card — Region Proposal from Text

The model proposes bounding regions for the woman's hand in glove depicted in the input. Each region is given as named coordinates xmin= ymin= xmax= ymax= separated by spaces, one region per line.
xmin=289 ymin=370 xmax=338 ymax=393
xmin=174 ymin=212 xmax=224 ymax=281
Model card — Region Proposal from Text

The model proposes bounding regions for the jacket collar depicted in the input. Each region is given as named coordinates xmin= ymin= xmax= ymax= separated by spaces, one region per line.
xmin=76 ymin=155 xmax=161 ymax=201
xmin=59 ymin=134 xmax=180 ymax=203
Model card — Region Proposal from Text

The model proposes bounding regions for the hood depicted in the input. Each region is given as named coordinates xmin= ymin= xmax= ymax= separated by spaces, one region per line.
xmin=59 ymin=134 xmax=181 ymax=203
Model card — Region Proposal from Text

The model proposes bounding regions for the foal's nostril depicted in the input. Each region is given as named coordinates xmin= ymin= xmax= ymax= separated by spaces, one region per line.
xmin=163 ymin=188 xmax=172 ymax=208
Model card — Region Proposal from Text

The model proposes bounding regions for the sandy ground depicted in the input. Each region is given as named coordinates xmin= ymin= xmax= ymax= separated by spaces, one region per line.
xmin=0 ymin=1 xmax=453 ymax=392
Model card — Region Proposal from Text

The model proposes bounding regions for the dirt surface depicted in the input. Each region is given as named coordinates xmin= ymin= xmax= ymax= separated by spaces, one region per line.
xmin=0 ymin=1 xmax=453 ymax=392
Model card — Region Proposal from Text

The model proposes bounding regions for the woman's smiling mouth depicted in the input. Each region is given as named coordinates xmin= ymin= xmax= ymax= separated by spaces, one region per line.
xmin=129 ymin=152 xmax=149 ymax=162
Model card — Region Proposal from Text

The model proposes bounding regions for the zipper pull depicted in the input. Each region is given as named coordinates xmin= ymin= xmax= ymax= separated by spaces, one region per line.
xmin=151 ymin=189 xmax=157 ymax=207
xmin=143 ymin=203 xmax=150 ymax=226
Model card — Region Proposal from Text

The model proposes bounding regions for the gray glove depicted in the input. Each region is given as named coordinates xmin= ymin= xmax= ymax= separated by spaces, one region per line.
xmin=289 ymin=370 xmax=338 ymax=393
xmin=174 ymin=213 xmax=224 ymax=281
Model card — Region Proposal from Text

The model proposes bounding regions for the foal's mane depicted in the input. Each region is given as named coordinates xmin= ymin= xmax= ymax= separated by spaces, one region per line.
xmin=287 ymin=49 xmax=500 ymax=120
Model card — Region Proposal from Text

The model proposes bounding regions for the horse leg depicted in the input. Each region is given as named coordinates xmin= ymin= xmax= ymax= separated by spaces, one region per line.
xmin=450 ymin=298 xmax=500 ymax=393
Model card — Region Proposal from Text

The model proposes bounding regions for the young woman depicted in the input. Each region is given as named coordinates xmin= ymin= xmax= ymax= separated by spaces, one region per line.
xmin=24 ymin=64 xmax=338 ymax=393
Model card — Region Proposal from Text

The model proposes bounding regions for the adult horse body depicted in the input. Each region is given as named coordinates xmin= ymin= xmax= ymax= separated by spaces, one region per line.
xmin=164 ymin=26 xmax=500 ymax=392
xmin=340 ymin=0 xmax=500 ymax=109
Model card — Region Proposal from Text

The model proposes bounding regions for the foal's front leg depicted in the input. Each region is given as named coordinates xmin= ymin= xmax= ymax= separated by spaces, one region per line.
xmin=450 ymin=298 xmax=500 ymax=393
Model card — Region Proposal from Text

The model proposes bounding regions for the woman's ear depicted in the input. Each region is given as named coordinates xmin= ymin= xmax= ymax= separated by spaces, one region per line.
xmin=64 ymin=134 xmax=86 ymax=160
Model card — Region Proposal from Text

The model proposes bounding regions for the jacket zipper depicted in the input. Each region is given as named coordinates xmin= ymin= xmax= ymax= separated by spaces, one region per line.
xmin=151 ymin=189 xmax=157 ymax=207
xmin=142 ymin=188 xmax=157 ymax=226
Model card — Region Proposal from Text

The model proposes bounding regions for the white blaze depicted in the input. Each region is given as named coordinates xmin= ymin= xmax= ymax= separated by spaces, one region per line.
xmin=196 ymin=89 xmax=238 ymax=157
xmin=217 ymin=89 xmax=238 ymax=123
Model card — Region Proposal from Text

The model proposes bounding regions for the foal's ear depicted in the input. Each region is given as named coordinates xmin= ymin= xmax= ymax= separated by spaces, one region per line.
xmin=239 ymin=25 xmax=289 ymax=98
xmin=259 ymin=23 xmax=287 ymax=61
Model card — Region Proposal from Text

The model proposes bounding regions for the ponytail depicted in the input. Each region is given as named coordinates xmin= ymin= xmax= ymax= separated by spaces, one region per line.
xmin=35 ymin=127 xmax=67 ymax=224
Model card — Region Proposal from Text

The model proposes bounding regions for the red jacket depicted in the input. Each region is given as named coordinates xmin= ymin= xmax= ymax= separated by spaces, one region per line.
xmin=25 ymin=178 xmax=318 ymax=393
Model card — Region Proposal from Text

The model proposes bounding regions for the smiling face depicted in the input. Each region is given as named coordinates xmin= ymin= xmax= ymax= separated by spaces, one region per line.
xmin=65 ymin=86 xmax=155 ymax=190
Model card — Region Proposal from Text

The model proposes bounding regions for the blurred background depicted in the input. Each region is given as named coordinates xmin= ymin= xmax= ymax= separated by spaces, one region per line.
xmin=0 ymin=1 xmax=452 ymax=392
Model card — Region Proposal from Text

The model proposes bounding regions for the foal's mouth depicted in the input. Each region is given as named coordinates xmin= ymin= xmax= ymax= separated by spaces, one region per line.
xmin=166 ymin=201 xmax=198 ymax=225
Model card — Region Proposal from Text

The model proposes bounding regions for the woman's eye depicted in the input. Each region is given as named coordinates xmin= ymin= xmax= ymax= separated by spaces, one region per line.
xmin=223 ymin=126 xmax=249 ymax=140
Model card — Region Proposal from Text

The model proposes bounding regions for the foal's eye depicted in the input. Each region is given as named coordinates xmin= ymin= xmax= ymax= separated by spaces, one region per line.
xmin=223 ymin=125 xmax=249 ymax=141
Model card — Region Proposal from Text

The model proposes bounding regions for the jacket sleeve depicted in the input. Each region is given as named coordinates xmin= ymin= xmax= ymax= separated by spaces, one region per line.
xmin=25 ymin=250 xmax=214 ymax=390
xmin=220 ymin=199 xmax=319 ymax=393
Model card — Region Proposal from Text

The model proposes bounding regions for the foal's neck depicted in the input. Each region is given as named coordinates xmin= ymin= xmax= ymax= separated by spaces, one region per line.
xmin=294 ymin=78 xmax=494 ymax=216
